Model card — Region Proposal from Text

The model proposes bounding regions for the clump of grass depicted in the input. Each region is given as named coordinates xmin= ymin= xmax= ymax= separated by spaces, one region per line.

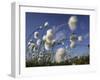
xmin=26 ymin=55 xmax=89 ymax=67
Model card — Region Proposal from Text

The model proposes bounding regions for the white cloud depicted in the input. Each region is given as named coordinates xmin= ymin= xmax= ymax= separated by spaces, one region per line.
xmin=68 ymin=16 xmax=78 ymax=31
xmin=55 ymin=31 xmax=66 ymax=42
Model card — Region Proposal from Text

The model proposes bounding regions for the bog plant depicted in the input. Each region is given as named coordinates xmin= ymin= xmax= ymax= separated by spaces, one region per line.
xmin=26 ymin=16 xmax=89 ymax=67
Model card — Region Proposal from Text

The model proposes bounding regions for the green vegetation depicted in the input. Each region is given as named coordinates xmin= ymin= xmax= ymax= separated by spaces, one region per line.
xmin=26 ymin=55 xmax=89 ymax=67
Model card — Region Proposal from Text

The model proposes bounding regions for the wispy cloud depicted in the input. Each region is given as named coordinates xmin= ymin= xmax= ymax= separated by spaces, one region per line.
xmin=55 ymin=31 xmax=66 ymax=42
xmin=84 ymin=33 xmax=89 ymax=39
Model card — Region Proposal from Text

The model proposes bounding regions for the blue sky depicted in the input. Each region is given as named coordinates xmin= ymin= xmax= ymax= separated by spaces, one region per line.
xmin=26 ymin=12 xmax=89 ymax=57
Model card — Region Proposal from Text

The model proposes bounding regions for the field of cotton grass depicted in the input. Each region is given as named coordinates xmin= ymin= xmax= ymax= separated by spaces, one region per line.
xmin=26 ymin=15 xmax=90 ymax=67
